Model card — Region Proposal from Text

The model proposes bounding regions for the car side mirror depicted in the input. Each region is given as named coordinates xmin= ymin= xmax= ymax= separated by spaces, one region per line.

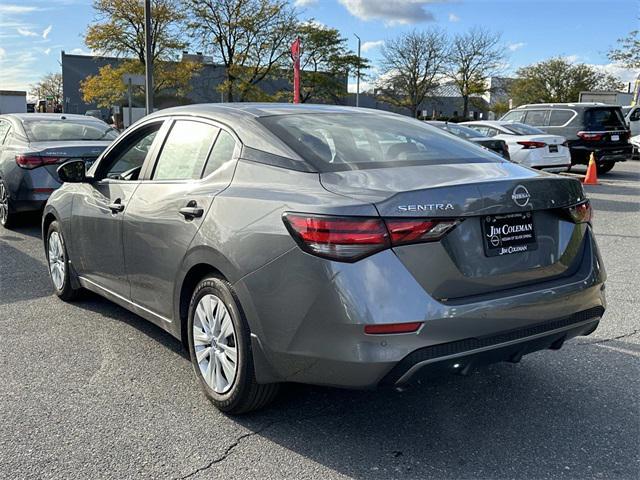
xmin=57 ymin=160 xmax=87 ymax=183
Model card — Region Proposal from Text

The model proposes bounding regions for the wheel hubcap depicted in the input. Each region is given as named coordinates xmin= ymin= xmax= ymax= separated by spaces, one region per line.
xmin=48 ymin=231 xmax=65 ymax=290
xmin=0 ymin=183 xmax=8 ymax=225
xmin=192 ymin=294 xmax=238 ymax=394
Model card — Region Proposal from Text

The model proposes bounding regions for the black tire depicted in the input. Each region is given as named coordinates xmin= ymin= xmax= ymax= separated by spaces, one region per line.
xmin=597 ymin=161 xmax=615 ymax=175
xmin=0 ymin=178 xmax=14 ymax=229
xmin=46 ymin=221 xmax=81 ymax=301
xmin=187 ymin=277 xmax=279 ymax=414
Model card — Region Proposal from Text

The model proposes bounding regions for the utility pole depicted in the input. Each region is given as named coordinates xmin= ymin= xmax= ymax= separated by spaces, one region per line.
xmin=144 ymin=0 xmax=153 ymax=115
xmin=354 ymin=34 xmax=361 ymax=107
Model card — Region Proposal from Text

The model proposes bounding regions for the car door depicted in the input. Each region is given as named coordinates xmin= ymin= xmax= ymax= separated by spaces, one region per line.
xmin=123 ymin=117 xmax=240 ymax=321
xmin=70 ymin=119 xmax=168 ymax=296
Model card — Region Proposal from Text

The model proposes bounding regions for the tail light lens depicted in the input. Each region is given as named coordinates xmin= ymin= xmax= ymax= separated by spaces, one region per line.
xmin=517 ymin=141 xmax=546 ymax=149
xmin=283 ymin=213 xmax=461 ymax=262
xmin=577 ymin=131 xmax=603 ymax=141
xmin=385 ymin=219 xmax=460 ymax=246
xmin=565 ymin=201 xmax=592 ymax=224
xmin=15 ymin=155 xmax=63 ymax=169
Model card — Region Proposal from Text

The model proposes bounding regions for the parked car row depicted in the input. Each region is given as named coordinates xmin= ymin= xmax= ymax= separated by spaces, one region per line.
xmin=499 ymin=103 xmax=632 ymax=174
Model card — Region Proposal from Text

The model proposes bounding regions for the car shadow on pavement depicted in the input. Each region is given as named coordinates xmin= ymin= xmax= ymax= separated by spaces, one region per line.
xmin=72 ymin=290 xmax=189 ymax=360
xmin=227 ymin=339 xmax=639 ymax=479
xmin=0 ymin=241 xmax=52 ymax=305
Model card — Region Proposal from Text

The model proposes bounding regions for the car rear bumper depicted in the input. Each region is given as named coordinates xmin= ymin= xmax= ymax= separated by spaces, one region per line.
xmin=236 ymin=226 xmax=606 ymax=388
xmin=570 ymin=144 xmax=632 ymax=163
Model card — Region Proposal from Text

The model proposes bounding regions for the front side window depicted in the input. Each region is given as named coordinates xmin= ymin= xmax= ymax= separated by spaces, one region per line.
xmin=629 ymin=108 xmax=640 ymax=122
xmin=259 ymin=114 xmax=502 ymax=172
xmin=152 ymin=121 xmax=218 ymax=180
xmin=501 ymin=110 xmax=525 ymax=122
xmin=104 ymin=125 xmax=161 ymax=180
xmin=22 ymin=119 xmax=118 ymax=142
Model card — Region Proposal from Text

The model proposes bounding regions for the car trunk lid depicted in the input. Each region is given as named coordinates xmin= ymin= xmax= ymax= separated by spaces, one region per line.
xmin=25 ymin=141 xmax=111 ymax=180
xmin=321 ymin=161 xmax=588 ymax=299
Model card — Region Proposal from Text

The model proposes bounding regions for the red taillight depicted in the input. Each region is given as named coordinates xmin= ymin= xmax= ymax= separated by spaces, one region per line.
xmin=15 ymin=155 xmax=63 ymax=169
xmin=283 ymin=214 xmax=390 ymax=261
xmin=283 ymin=213 xmax=461 ymax=262
xmin=385 ymin=219 xmax=460 ymax=246
xmin=566 ymin=201 xmax=592 ymax=224
xmin=364 ymin=322 xmax=423 ymax=335
xmin=517 ymin=141 xmax=546 ymax=149
xmin=577 ymin=131 xmax=603 ymax=141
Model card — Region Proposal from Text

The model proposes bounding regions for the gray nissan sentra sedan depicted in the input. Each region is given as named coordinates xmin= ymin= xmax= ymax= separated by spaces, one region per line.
xmin=42 ymin=104 xmax=606 ymax=413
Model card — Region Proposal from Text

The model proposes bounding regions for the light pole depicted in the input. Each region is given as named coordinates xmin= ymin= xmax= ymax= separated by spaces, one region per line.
xmin=144 ymin=0 xmax=154 ymax=115
xmin=354 ymin=33 xmax=361 ymax=107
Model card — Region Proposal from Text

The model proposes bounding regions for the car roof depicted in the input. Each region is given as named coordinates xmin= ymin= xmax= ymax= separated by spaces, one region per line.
xmin=1 ymin=113 xmax=107 ymax=123
xmin=513 ymin=103 xmax=620 ymax=109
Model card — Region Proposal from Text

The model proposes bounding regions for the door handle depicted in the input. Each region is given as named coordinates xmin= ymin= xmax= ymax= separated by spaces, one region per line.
xmin=108 ymin=199 xmax=125 ymax=213
xmin=179 ymin=203 xmax=204 ymax=219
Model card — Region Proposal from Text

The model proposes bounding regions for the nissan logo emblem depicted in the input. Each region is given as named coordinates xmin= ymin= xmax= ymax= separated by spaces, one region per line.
xmin=511 ymin=185 xmax=531 ymax=207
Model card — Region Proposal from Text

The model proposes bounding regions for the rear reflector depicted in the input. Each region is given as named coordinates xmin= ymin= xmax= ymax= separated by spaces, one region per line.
xmin=365 ymin=322 xmax=422 ymax=335
xmin=283 ymin=213 xmax=461 ymax=262
xmin=517 ymin=141 xmax=546 ymax=149
xmin=15 ymin=155 xmax=64 ymax=169
xmin=565 ymin=201 xmax=592 ymax=224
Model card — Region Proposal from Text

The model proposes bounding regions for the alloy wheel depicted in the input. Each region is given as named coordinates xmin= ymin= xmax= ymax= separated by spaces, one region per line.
xmin=0 ymin=182 xmax=8 ymax=226
xmin=48 ymin=231 xmax=66 ymax=290
xmin=192 ymin=294 xmax=238 ymax=394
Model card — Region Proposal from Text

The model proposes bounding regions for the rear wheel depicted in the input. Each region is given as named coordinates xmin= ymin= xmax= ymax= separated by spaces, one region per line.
xmin=597 ymin=161 xmax=615 ymax=174
xmin=187 ymin=277 xmax=279 ymax=414
xmin=0 ymin=179 xmax=13 ymax=228
xmin=46 ymin=221 xmax=81 ymax=301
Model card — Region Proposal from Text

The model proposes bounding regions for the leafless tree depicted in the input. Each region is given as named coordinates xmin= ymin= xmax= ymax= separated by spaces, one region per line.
xmin=446 ymin=27 xmax=506 ymax=118
xmin=378 ymin=29 xmax=448 ymax=118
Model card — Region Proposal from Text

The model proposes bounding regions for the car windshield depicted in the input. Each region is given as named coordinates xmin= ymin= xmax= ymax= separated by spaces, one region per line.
xmin=22 ymin=119 xmax=119 ymax=142
xmin=259 ymin=113 xmax=502 ymax=172
xmin=439 ymin=123 xmax=487 ymax=139
xmin=584 ymin=108 xmax=626 ymax=130
xmin=501 ymin=123 xmax=545 ymax=135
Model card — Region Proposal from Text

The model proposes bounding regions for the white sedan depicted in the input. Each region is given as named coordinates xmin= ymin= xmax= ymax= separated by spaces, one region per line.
xmin=461 ymin=121 xmax=571 ymax=172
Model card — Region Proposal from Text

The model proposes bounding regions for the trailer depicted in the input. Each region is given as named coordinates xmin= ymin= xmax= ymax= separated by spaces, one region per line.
xmin=579 ymin=90 xmax=634 ymax=106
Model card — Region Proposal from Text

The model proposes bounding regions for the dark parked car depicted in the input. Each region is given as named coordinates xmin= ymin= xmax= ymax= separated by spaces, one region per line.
xmin=427 ymin=120 xmax=510 ymax=159
xmin=501 ymin=103 xmax=632 ymax=173
xmin=44 ymin=104 xmax=605 ymax=413
xmin=0 ymin=113 xmax=118 ymax=227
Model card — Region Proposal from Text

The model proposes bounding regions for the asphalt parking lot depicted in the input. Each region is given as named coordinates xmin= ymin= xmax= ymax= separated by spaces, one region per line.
xmin=1 ymin=162 xmax=638 ymax=480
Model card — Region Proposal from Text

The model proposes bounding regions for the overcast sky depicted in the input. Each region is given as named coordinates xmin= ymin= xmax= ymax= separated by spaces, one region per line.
xmin=0 ymin=0 xmax=638 ymax=93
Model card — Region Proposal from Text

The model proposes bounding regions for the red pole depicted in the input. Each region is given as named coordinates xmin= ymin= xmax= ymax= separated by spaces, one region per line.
xmin=292 ymin=37 xmax=301 ymax=104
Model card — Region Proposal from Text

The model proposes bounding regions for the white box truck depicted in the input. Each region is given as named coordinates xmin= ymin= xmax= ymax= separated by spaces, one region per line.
xmin=0 ymin=91 xmax=27 ymax=114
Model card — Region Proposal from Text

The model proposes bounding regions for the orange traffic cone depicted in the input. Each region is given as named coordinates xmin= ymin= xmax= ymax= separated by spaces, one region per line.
xmin=583 ymin=152 xmax=598 ymax=185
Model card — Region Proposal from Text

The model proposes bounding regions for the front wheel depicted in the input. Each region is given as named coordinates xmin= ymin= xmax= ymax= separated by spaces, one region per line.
xmin=46 ymin=221 xmax=81 ymax=301
xmin=187 ymin=277 xmax=279 ymax=414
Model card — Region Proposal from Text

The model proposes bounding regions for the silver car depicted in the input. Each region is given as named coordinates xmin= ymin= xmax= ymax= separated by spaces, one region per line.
xmin=43 ymin=104 xmax=606 ymax=413
xmin=0 ymin=113 xmax=118 ymax=227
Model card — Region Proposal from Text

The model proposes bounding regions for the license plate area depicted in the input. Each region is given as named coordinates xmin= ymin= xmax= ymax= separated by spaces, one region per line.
xmin=482 ymin=212 xmax=537 ymax=257
xmin=549 ymin=145 xmax=558 ymax=153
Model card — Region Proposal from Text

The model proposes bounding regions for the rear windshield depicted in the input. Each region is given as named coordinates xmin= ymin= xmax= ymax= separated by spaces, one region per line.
xmin=258 ymin=113 xmax=502 ymax=172
xmin=439 ymin=123 xmax=486 ymax=139
xmin=22 ymin=119 xmax=119 ymax=142
xmin=584 ymin=108 xmax=626 ymax=130
xmin=501 ymin=123 xmax=545 ymax=135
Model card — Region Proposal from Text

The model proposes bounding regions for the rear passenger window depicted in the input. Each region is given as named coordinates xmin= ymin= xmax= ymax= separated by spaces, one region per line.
xmin=0 ymin=121 xmax=10 ymax=144
xmin=548 ymin=110 xmax=574 ymax=126
xmin=501 ymin=110 xmax=525 ymax=122
xmin=523 ymin=110 xmax=548 ymax=126
xmin=630 ymin=108 xmax=640 ymax=122
xmin=153 ymin=121 xmax=218 ymax=180
xmin=202 ymin=130 xmax=236 ymax=177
